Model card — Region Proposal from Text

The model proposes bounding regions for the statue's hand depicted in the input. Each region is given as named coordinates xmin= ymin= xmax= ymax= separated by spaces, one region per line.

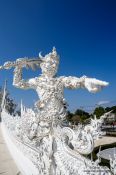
xmin=16 ymin=58 xmax=28 ymax=68
xmin=84 ymin=78 xmax=109 ymax=93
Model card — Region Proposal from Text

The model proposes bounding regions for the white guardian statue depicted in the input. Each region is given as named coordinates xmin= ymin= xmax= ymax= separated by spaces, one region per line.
xmin=0 ymin=48 xmax=111 ymax=175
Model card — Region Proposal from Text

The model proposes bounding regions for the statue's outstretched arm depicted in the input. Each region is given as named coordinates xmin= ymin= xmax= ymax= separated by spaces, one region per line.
xmin=60 ymin=76 xmax=86 ymax=89
xmin=60 ymin=76 xmax=109 ymax=93
xmin=13 ymin=66 xmax=36 ymax=89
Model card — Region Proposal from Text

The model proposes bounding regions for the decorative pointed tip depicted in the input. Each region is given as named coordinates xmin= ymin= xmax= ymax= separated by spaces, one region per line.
xmin=94 ymin=115 xmax=96 ymax=120
xmin=39 ymin=52 xmax=44 ymax=59
xmin=53 ymin=46 xmax=56 ymax=52
xmin=52 ymin=47 xmax=57 ymax=55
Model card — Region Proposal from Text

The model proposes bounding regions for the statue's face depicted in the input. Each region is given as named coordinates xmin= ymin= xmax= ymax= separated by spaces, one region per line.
xmin=40 ymin=59 xmax=59 ymax=77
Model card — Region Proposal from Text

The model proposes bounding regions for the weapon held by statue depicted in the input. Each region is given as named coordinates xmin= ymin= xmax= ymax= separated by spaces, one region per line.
xmin=0 ymin=57 xmax=42 ymax=70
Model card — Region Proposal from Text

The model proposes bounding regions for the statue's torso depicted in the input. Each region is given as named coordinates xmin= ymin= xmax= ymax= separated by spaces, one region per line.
xmin=35 ymin=76 xmax=64 ymax=101
xmin=33 ymin=77 xmax=66 ymax=121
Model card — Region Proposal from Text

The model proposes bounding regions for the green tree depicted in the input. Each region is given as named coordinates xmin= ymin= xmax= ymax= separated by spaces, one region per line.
xmin=105 ymin=106 xmax=116 ymax=113
xmin=75 ymin=109 xmax=89 ymax=117
xmin=75 ymin=109 xmax=90 ymax=123
xmin=105 ymin=107 xmax=111 ymax=112
xmin=93 ymin=106 xmax=105 ymax=118
xmin=110 ymin=106 xmax=116 ymax=114
xmin=66 ymin=111 xmax=73 ymax=122
xmin=0 ymin=86 xmax=17 ymax=115
xmin=71 ymin=115 xmax=81 ymax=124
xmin=5 ymin=91 xmax=17 ymax=115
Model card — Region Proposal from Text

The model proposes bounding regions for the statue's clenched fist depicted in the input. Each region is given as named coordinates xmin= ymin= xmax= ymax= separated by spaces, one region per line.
xmin=84 ymin=77 xmax=109 ymax=93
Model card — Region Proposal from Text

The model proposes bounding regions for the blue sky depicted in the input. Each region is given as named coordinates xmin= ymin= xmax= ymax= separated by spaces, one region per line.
xmin=0 ymin=0 xmax=116 ymax=111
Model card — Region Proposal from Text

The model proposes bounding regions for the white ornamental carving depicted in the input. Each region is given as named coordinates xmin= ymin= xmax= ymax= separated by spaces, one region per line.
xmin=1 ymin=48 xmax=112 ymax=174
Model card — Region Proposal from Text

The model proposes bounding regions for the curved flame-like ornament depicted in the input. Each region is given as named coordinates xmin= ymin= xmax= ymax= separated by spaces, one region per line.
xmin=39 ymin=52 xmax=44 ymax=60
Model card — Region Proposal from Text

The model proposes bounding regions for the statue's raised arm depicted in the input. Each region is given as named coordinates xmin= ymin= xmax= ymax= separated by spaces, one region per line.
xmin=60 ymin=75 xmax=109 ymax=93
xmin=1 ymin=57 xmax=42 ymax=89
xmin=13 ymin=62 xmax=36 ymax=90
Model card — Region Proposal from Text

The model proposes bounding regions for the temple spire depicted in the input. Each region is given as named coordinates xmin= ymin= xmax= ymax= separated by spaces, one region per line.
xmin=1 ymin=80 xmax=7 ymax=111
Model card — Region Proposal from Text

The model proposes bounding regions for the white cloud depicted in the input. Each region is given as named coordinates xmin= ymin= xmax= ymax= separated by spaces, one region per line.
xmin=97 ymin=101 xmax=110 ymax=105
